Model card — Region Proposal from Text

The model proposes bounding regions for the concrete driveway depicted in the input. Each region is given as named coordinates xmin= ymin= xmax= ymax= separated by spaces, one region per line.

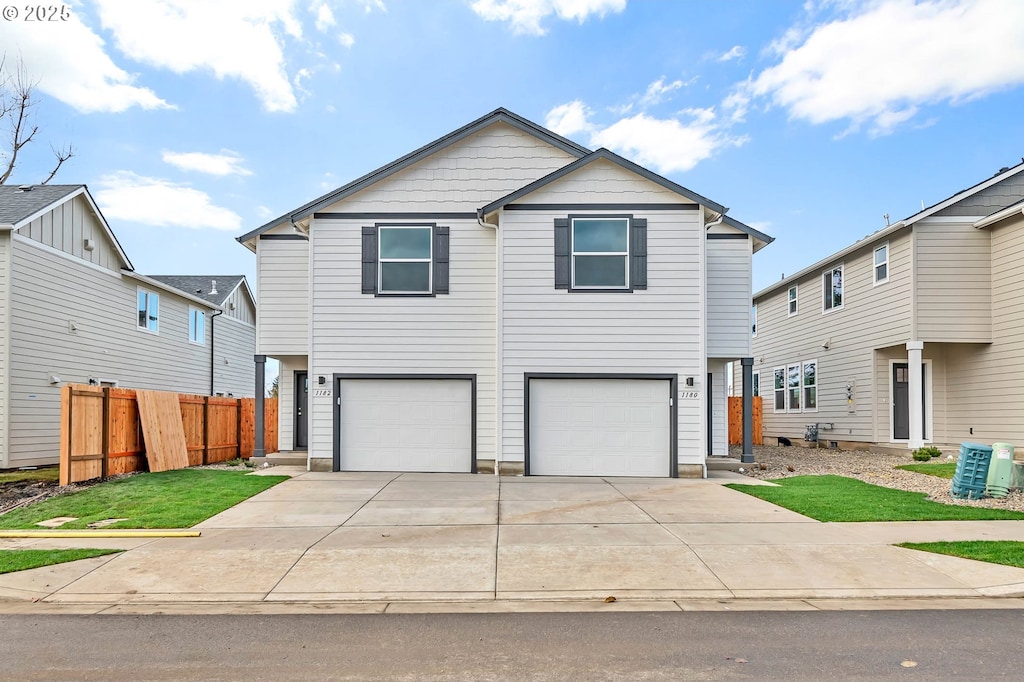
xmin=4 ymin=468 xmax=1024 ymax=611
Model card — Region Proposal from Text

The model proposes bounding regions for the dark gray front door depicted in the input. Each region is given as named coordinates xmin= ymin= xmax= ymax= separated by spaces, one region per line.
xmin=295 ymin=371 xmax=308 ymax=450
xmin=892 ymin=362 xmax=927 ymax=441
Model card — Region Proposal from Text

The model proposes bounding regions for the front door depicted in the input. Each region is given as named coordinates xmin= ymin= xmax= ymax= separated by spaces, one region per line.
xmin=892 ymin=362 xmax=926 ymax=441
xmin=294 ymin=371 xmax=308 ymax=450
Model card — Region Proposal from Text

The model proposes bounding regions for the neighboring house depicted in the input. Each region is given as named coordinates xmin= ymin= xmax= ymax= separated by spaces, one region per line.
xmin=238 ymin=108 xmax=771 ymax=477
xmin=742 ymin=162 xmax=1024 ymax=452
xmin=0 ymin=184 xmax=256 ymax=469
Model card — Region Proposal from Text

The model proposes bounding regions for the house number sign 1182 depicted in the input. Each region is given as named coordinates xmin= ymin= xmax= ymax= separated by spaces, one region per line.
xmin=313 ymin=389 xmax=332 ymax=398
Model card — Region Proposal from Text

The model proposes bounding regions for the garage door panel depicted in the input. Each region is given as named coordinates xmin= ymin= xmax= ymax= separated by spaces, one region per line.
xmin=530 ymin=378 xmax=670 ymax=478
xmin=340 ymin=379 xmax=472 ymax=473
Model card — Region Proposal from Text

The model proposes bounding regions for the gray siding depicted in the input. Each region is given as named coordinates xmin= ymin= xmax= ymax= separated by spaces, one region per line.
xmin=706 ymin=236 xmax=753 ymax=358
xmin=322 ymin=122 xmax=578 ymax=212
xmin=256 ymin=236 xmax=308 ymax=355
xmin=935 ymin=172 xmax=1024 ymax=217
xmin=212 ymin=315 xmax=256 ymax=397
xmin=515 ymin=158 xmax=680 ymax=204
xmin=6 ymin=238 xmax=222 ymax=466
xmin=17 ymin=193 xmax=123 ymax=270
xmin=309 ymin=217 xmax=496 ymax=464
xmin=944 ymin=215 xmax=1024 ymax=445
xmin=500 ymin=196 xmax=705 ymax=465
xmin=915 ymin=220 xmax=991 ymax=342
xmin=749 ymin=229 xmax=914 ymax=444
xmin=223 ymin=282 xmax=255 ymax=325
xmin=0 ymin=231 xmax=9 ymax=467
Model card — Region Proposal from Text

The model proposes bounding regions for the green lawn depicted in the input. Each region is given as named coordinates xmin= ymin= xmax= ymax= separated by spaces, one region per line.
xmin=0 ymin=469 xmax=287 ymax=530
xmin=0 ymin=467 xmax=59 ymax=485
xmin=726 ymin=475 xmax=1024 ymax=522
xmin=899 ymin=541 xmax=1024 ymax=569
xmin=896 ymin=462 xmax=957 ymax=479
xmin=0 ymin=549 xmax=123 ymax=575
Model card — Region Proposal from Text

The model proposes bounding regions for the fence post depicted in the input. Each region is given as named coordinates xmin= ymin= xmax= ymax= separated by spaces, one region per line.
xmin=203 ymin=396 xmax=210 ymax=465
xmin=59 ymin=385 xmax=72 ymax=486
xmin=236 ymin=397 xmax=243 ymax=459
xmin=101 ymin=387 xmax=111 ymax=479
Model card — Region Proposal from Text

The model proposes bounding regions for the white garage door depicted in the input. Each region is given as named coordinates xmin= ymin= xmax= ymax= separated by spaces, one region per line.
xmin=339 ymin=379 xmax=473 ymax=472
xmin=529 ymin=378 xmax=671 ymax=477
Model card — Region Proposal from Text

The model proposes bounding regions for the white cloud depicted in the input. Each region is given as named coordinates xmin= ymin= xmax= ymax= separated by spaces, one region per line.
xmin=338 ymin=32 xmax=356 ymax=48
xmin=717 ymin=45 xmax=746 ymax=62
xmin=313 ymin=2 xmax=336 ymax=31
xmin=742 ymin=0 xmax=1024 ymax=135
xmin=96 ymin=172 xmax=242 ymax=231
xmin=592 ymin=110 xmax=747 ymax=174
xmin=162 ymin=150 xmax=252 ymax=176
xmin=638 ymin=77 xmax=687 ymax=108
xmin=544 ymin=100 xmax=594 ymax=137
xmin=256 ymin=205 xmax=274 ymax=219
xmin=95 ymin=0 xmax=304 ymax=112
xmin=471 ymin=0 xmax=626 ymax=35
xmin=0 ymin=12 xmax=169 ymax=113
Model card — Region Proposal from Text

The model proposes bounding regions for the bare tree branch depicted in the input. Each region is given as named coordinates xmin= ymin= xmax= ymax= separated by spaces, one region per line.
xmin=40 ymin=142 xmax=74 ymax=185
xmin=0 ymin=55 xmax=71 ymax=185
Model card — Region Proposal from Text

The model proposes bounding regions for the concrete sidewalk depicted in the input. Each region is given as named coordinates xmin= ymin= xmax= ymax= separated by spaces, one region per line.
xmin=2 ymin=468 xmax=1024 ymax=613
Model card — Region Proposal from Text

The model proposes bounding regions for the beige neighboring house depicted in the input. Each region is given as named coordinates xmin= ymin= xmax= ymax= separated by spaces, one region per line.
xmin=239 ymin=108 xmax=771 ymax=477
xmin=744 ymin=161 xmax=1024 ymax=452
xmin=0 ymin=183 xmax=257 ymax=469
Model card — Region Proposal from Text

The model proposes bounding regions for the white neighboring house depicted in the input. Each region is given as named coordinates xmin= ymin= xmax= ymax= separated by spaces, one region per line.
xmin=0 ymin=183 xmax=257 ymax=469
xmin=238 ymin=108 xmax=772 ymax=477
xmin=743 ymin=161 xmax=1024 ymax=452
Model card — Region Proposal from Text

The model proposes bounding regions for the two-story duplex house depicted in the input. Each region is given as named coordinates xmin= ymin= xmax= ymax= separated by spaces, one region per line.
xmin=0 ymin=184 xmax=256 ymax=469
xmin=239 ymin=108 xmax=771 ymax=477
xmin=745 ymin=161 xmax=1024 ymax=452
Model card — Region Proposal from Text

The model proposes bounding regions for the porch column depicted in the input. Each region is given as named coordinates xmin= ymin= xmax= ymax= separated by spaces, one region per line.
xmin=253 ymin=354 xmax=266 ymax=459
xmin=906 ymin=341 xmax=924 ymax=449
xmin=741 ymin=357 xmax=755 ymax=464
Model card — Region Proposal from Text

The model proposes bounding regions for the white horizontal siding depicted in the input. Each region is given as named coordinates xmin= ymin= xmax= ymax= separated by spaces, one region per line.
xmin=16 ymin=194 xmax=123 ymax=271
xmin=257 ymin=238 xmax=309 ymax=355
xmin=0 ymin=231 xmax=9 ymax=467
xmin=323 ymin=122 xmax=577 ymax=212
xmin=706 ymin=237 xmax=752 ymax=358
xmin=309 ymin=217 xmax=497 ymax=464
xmin=750 ymin=228 xmax=914 ymax=444
xmin=213 ymin=316 xmax=256 ymax=397
xmin=6 ymin=239 xmax=236 ymax=466
xmin=501 ymin=207 xmax=705 ymax=466
xmin=915 ymin=220 xmax=992 ymax=342
xmin=276 ymin=356 xmax=307 ymax=452
xmin=709 ymin=359 xmax=727 ymax=456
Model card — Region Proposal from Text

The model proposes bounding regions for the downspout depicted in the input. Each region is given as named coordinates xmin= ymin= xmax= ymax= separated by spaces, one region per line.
xmin=476 ymin=208 xmax=498 ymax=230
xmin=209 ymin=309 xmax=223 ymax=395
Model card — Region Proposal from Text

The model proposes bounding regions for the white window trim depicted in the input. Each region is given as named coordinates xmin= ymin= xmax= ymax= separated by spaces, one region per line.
xmin=873 ymin=242 xmax=890 ymax=286
xmin=378 ymin=225 xmax=433 ymax=294
xmin=772 ymin=366 xmax=785 ymax=413
xmin=786 ymin=363 xmax=803 ymax=413
xmin=822 ymin=263 xmax=845 ymax=314
xmin=802 ymin=359 xmax=818 ymax=413
xmin=788 ymin=285 xmax=798 ymax=317
xmin=887 ymin=358 xmax=933 ymax=444
xmin=189 ymin=306 xmax=206 ymax=346
xmin=571 ymin=217 xmax=630 ymax=290
xmin=136 ymin=287 xmax=159 ymax=334
xmin=752 ymin=303 xmax=758 ymax=337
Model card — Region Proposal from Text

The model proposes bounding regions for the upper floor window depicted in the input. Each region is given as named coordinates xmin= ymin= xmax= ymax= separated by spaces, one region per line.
xmin=137 ymin=289 xmax=159 ymax=333
xmin=874 ymin=243 xmax=889 ymax=285
xmin=788 ymin=285 xmax=798 ymax=316
xmin=823 ymin=264 xmax=844 ymax=312
xmin=379 ymin=225 xmax=432 ymax=294
xmin=571 ymin=218 xmax=629 ymax=289
xmin=189 ymin=307 xmax=206 ymax=345
xmin=752 ymin=304 xmax=757 ymax=337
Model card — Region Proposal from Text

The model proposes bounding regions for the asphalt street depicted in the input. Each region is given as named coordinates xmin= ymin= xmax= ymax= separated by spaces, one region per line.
xmin=5 ymin=610 xmax=1024 ymax=681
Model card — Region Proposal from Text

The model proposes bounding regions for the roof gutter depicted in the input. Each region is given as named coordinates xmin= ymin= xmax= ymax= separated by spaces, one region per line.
xmin=476 ymin=208 xmax=498 ymax=229
xmin=974 ymin=205 xmax=1024 ymax=229
xmin=0 ymin=223 xmax=13 ymax=232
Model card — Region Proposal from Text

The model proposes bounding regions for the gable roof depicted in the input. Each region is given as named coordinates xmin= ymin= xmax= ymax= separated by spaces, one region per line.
xmin=236 ymin=108 xmax=591 ymax=246
xmin=147 ymin=275 xmax=253 ymax=307
xmin=479 ymin=148 xmax=773 ymax=251
xmin=754 ymin=159 xmax=1024 ymax=300
xmin=974 ymin=196 xmax=1024 ymax=229
xmin=0 ymin=183 xmax=134 ymax=270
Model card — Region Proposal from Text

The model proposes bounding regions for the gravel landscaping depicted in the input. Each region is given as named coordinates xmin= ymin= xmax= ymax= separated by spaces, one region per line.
xmin=729 ymin=444 xmax=1024 ymax=512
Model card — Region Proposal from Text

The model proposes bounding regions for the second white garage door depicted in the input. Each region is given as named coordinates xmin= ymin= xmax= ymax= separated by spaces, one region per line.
xmin=339 ymin=378 xmax=473 ymax=473
xmin=528 ymin=378 xmax=672 ymax=477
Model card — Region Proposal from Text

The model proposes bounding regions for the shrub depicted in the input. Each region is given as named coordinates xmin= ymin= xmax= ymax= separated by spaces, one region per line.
xmin=912 ymin=446 xmax=943 ymax=461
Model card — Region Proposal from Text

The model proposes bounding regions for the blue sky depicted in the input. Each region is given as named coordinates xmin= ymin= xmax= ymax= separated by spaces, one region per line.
xmin=2 ymin=0 xmax=1023 ymax=293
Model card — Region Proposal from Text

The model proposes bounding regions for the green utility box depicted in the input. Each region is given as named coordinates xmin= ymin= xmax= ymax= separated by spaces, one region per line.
xmin=985 ymin=442 xmax=1016 ymax=498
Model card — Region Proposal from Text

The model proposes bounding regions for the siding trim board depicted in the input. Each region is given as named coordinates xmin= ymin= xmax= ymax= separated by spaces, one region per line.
xmin=331 ymin=373 xmax=478 ymax=473
xmin=707 ymin=234 xmax=748 ymax=240
xmin=315 ymin=212 xmax=477 ymax=220
xmin=522 ymin=372 xmax=678 ymax=478
xmin=505 ymin=203 xmax=698 ymax=212
xmin=260 ymin=234 xmax=308 ymax=241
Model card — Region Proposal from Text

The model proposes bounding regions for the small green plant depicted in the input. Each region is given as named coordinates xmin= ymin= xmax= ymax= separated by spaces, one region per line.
xmin=912 ymin=446 xmax=943 ymax=461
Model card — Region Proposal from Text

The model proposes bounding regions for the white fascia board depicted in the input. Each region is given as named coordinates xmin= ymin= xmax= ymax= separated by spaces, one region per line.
xmin=974 ymin=205 xmax=1024 ymax=229
xmin=122 ymin=270 xmax=223 ymax=310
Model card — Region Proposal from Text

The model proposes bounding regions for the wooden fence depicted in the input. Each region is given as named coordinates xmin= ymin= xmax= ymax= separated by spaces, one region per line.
xmin=727 ymin=396 xmax=764 ymax=446
xmin=60 ymin=384 xmax=278 ymax=485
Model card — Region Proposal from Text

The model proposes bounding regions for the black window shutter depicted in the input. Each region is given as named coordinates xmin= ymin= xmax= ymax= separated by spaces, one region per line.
xmin=554 ymin=218 xmax=570 ymax=290
xmin=631 ymin=218 xmax=647 ymax=290
xmin=361 ymin=226 xmax=377 ymax=294
xmin=433 ymin=225 xmax=450 ymax=295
